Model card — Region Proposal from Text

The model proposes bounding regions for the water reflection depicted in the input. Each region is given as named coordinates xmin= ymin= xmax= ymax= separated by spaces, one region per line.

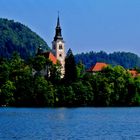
xmin=48 ymin=108 xmax=67 ymax=121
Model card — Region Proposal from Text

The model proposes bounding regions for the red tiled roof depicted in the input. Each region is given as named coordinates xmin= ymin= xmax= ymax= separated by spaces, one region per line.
xmin=42 ymin=52 xmax=57 ymax=64
xmin=88 ymin=62 xmax=108 ymax=72
xmin=129 ymin=70 xmax=140 ymax=77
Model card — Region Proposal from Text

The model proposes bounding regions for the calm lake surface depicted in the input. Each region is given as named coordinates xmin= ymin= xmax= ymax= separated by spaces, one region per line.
xmin=0 ymin=107 xmax=140 ymax=140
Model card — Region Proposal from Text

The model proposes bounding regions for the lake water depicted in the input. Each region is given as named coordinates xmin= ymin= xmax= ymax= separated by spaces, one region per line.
xmin=0 ymin=108 xmax=140 ymax=140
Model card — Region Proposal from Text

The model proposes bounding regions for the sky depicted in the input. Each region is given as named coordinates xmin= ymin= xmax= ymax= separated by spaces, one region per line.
xmin=0 ymin=0 xmax=140 ymax=55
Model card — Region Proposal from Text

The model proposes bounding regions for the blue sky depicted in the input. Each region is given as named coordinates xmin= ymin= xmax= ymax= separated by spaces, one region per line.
xmin=0 ymin=0 xmax=140 ymax=55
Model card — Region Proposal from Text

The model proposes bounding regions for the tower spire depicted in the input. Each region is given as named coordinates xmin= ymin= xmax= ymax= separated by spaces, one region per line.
xmin=54 ymin=13 xmax=63 ymax=41
xmin=57 ymin=11 xmax=60 ymax=27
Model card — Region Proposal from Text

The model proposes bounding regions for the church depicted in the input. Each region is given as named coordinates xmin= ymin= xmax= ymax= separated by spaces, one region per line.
xmin=52 ymin=15 xmax=65 ymax=76
xmin=38 ymin=15 xmax=66 ymax=77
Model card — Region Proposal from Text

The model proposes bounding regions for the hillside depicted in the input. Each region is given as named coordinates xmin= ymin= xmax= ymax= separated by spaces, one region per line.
xmin=0 ymin=18 xmax=49 ymax=59
xmin=75 ymin=51 xmax=140 ymax=69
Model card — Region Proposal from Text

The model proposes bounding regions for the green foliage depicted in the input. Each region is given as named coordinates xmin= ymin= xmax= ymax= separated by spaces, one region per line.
xmin=1 ymin=52 xmax=140 ymax=107
xmin=0 ymin=18 xmax=49 ymax=59
xmin=49 ymin=62 xmax=61 ymax=84
xmin=76 ymin=61 xmax=85 ymax=79
xmin=0 ymin=58 xmax=11 ymax=84
xmin=131 ymin=77 xmax=140 ymax=105
xmin=55 ymin=85 xmax=75 ymax=106
xmin=32 ymin=55 xmax=46 ymax=72
xmin=75 ymin=51 xmax=140 ymax=69
xmin=0 ymin=80 xmax=15 ymax=105
xmin=132 ymin=93 xmax=140 ymax=106
xmin=72 ymin=81 xmax=93 ymax=106
xmin=65 ymin=49 xmax=77 ymax=82
xmin=33 ymin=76 xmax=55 ymax=106
xmin=13 ymin=65 xmax=34 ymax=106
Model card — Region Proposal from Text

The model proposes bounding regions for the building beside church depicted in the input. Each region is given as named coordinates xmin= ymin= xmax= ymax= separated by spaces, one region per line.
xmin=87 ymin=62 xmax=108 ymax=74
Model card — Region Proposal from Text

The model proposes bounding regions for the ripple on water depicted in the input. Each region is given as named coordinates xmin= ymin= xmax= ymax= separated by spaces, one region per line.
xmin=0 ymin=107 xmax=140 ymax=140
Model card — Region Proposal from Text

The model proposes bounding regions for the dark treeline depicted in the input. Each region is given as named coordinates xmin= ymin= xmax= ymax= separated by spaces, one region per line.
xmin=0 ymin=18 xmax=49 ymax=59
xmin=1 ymin=50 xmax=140 ymax=107
xmin=75 ymin=51 xmax=140 ymax=69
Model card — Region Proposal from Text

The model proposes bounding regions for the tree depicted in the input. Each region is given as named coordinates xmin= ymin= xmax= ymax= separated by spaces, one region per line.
xmin=72 ymin=81 xmax=93 ymax=106
xmin=4 ymin=53 xmax=34 ymax=106
xmin=65 ymin=49 xmax=77 ymax=82
xmin=131 ymin=77 xmax=140 ymax=105
xmin=49 ymin=62 xmax=61 ymax=84
xmin=0 ymin=58 xmax=11 ymax=85
xmin=0 ymin=80 xmax=15 ymax=106
xmin=32 ymin=55 xmax=46 ymax=73
xmin=55 ymin=85 xmax=75 ymax=106
xmin=13 ymin=65 xmax=34 ymax=106
xmin=76 ymin=61 xmax=85 ymax=79
xmin=75 ymin=51 xmax=140 ymax=69
xmin=91 ymin=74 xmax=113 ymax=106
xmin=33 ymin=76 xmax=55 ymax=106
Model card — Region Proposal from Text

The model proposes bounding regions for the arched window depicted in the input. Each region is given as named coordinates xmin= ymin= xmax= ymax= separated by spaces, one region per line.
xmin=59 ymin=44 xmax=63 ymax=50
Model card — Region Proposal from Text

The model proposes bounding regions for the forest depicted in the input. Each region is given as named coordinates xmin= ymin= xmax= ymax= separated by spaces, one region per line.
xmin=75 ymin=51 xmax=140 ymax=69
xmin=1 ymin=50 xmax=140 ymax=107
xmin=1 ymin=18 xmax=140 ymax=107
xmin=0 ymin=18 xmax=49 ymax=59
xmin=1 ymin=18 xmax=140 ymax=70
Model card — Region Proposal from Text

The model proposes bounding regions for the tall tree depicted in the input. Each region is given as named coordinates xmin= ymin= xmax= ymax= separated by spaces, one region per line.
xmin=0 ymin=80 xmax=16 ymax=106
xmin=76 ymin=61 xmax=85 ymax=79
xmin=32 ymin=55 xmax=46 ymax=75
xmin=33 ymin=76 xmax=55 ymax=106
xmin=49 ymin=62 xmax=61 ymax=84
xmin=64 ymin=49 xmax=77 ymax=82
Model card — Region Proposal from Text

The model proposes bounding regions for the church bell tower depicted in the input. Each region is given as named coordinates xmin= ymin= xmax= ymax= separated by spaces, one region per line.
xmin=52 ymin=15 xmax=65 ymax=77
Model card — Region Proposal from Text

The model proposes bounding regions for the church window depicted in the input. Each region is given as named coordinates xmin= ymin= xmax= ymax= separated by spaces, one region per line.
xmin=59 ymin=44 xmax=63 ymax=50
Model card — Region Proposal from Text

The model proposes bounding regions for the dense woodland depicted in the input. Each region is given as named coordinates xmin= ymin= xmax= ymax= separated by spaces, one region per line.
xmin=75 ymin=51 xmax=140 ymax=69
xmin=0 ymin=18 xmax=140 ymax=70
xmin=1 ymin=18 xmax=140 ymax=107
xmin=1 ymin=50 xmax=140 ymax=107
xmin=0 ymin=18 xmax=49 ymax=59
